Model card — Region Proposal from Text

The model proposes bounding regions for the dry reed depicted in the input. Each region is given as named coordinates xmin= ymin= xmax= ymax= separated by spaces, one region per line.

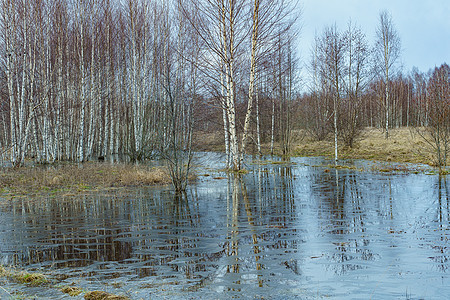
xmin=0 ymin=162 xmax=171 ymax=195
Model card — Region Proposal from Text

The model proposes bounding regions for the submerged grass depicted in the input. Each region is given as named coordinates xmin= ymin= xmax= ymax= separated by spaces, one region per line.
xmin=14 ymin=272 xmax=48 ymax=286
xmin=0 ymin=266 xmax=48 ymax=287
xmin=61 ymin=286 xmax=83 ymax=296
xmin=0 ymin=162 xmax=171 ymax=196
xmin=0 ymin=265 xmax=129 ymax=299
xmin=84 ymin=290 xmax=130 ymax=300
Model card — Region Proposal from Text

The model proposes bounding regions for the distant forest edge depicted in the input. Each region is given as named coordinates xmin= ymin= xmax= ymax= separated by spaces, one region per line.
xmin=0 ymin=0 xmax=448 ymax=174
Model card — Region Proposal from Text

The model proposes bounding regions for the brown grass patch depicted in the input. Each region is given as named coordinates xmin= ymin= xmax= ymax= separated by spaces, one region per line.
xmin=293 ymin=127 xmax=444 ymax=167
xmin=0 ymin=265 xmax=131 ymax=299
xmin=116 ymin=165 xmax=169 ymax=186
xmin=14 ymin=271 xmax=48 ymax=286
xmin=0 ymin=162 xmax=171 ymax=196
xmin=61 ymin=286 xmax=83 ymax=296
xmin=193 ymin=131 xmax=225 ymax=152
xmin=0 ymin=266 xmax=49 ymax=287
xmin=84 ymin=291 xmax=130 ymax=300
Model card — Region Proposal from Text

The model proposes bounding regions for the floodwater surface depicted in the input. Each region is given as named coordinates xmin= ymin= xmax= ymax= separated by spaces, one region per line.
xmin=0 ymin=155 xmax=449 ymax=299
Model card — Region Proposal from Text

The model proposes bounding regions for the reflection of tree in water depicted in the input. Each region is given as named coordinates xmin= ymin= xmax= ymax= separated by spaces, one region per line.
xmin=0 ymin=190 xmax=213 ymax=281
xmin=311 ymin=169 xmax=377 ymax=275
xmin=254 ymin=164 xmax=295 ymax=227
xmin=116 ymin=189 xmax=220 ymax=283
xmin=223 ymin=164 xmax=299 ymax=291
xmin=429 ymin=176 xmax=449 ymax=272
xmin=261 ymin=165 xmax=299 ymax=273
xmin=0 ymin=162 xmax=302 ymax=293
xmin=226 ymin=175 xmax=262 ymax=286
xmin=2 ymin=195 xmax=135 ymax=269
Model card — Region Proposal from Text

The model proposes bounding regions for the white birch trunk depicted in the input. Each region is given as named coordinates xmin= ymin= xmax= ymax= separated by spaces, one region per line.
xmin=221 ymin=67 xmax=230 ymax=168
xmin=130 ymin=3 xmax=141 ymax=155
xmin=77 ymin=1 xmax=86 ymax=162
xmin=104 ymin=19 xmax=112 ymax=157
xmin=255 ymin=82 xmax=261 ymax=156
xmin=225 ymin=0 xmax=240 ymax=170
xmin=4 ymin=2 xmax=17 ymax=164
xmin=270 ymin=95 xmax=275 ymax=155
xmin=42 ymin=15 xmax=53 ymax=162
xmin=240 ymin=0 xmax=260 ymax=166
xmin=17 ymin=14 xmax=28 ymax=163
xmin=226 ymin=66 xmax=239 ymax=170
xmin=20 ymin=22 xmax=38 ymax=164
xmin=334 ymin=96 xmax=338 ymax=164
xmin=87 ymin=26 xmax=97 ymax=158
xmin=55 ymin=33 xmax=63 ymax=161
xmin=385 ymin=65 xmax=389 ymax=139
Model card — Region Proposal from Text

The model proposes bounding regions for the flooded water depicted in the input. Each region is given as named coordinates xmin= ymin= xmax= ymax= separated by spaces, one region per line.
xmin=0 ymin=154 xmax=449 ymax=299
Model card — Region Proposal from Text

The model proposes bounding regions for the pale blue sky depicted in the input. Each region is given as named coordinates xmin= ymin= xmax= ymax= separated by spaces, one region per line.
xmin=299 ymin=0 xmax=450 ymax=74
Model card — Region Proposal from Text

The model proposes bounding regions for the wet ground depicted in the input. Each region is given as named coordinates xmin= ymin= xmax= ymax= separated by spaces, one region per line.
xmin=0 ymin=154 xmax=449 ymax=299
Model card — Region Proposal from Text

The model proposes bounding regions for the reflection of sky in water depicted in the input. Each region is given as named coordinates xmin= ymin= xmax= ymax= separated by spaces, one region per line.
xmin=291 ymin=159 xmax=449 ymax=299
xmin=0 ymin=155 xmax=449 ymax=299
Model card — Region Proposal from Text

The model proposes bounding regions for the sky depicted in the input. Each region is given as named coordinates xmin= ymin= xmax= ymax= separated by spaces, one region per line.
xmin=298 ymin=0 xmax=450 ymax=77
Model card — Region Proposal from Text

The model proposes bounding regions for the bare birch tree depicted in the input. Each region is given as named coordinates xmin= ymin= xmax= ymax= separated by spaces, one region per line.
xmin=340 ymin=21 xmax=370 ymax=148
xmin=158 ymin=1 xmax=198 ymax=192
xmin=240 ymin=0 xmax=295 ymax=162
xmin=375 ymin=10 xmax=401 ymax=139
xmin=415 ymin=64 xmax=450 ymax=174
xmin=318 ymin=25 xmax=346 ymax=163
xmin=1 ymin=0 xmax=42 ymax=166
xmin=0 ymin=0 xmax=302 ymax=173
xmin=305 ymin=32 xmax=333 ymax=141
xmin=178 ymin=0 xmax=246 ymax=170
xmin=179 ymin=0 xmax=297 ymax=170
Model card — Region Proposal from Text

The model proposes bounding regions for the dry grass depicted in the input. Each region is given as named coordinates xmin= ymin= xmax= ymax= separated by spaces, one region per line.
xmin=1 ymin=265 xmax=129 ymax=299
xmin=61 ymin=286 xmax=83 ymax=296
xmin=193 ymin=130 xmax=225 ymax=152
xmin=1 ymin=127 xmax=440 ymax=197
xmin=14 ymin=271 xmax=49 ymax=286
xmin=117 ymin=165 xmax=169 ymax=186
xmin=194 ymin=127 xmax=444 ymax=167
xmin=0 ymin=266 xmax=48 ymax=286
xmin=0 ymin=162 xmax=171 ymax=196
xmin=293 ymin=127 xmax=444 ymax=166
xmin=84 ymin=291 xmax=130 ymax=300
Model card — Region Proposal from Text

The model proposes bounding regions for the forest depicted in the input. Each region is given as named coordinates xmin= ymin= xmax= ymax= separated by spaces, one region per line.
xmin=0 ymin=1 xmax=449 ymax=298
xmin=0 ymin=0 xmax=449 ymax=179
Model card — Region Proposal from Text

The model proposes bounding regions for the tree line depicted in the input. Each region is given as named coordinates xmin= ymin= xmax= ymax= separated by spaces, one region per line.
xmin=0 ymin=1 xmax=448 ymax=176
xmin=1 ymin=0 xmax=191 ymax=166
xmin=300 ymin=11 xmax=449 ymax=170
xmin=0 ymin=0 xmax=298 ymax=174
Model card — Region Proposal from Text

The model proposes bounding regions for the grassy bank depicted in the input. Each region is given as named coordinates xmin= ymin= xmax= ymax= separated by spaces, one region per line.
xmin=0 ymin=162 xmax=171 ymax=196
xmin=197 ymin=127 xmax=447 ymax=168
xmin=293 ymin=127 xmax=432 ymax=165
xmin=0 ymin=127 xmax=446 ymax=197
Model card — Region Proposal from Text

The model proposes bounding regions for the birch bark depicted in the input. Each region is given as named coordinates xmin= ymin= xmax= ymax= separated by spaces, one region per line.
xmin=77 ymin=0 xmax=87 ymax=162
xmin=4 ymin=0 xmax=18 ymax=164
xmin=240 ymin=0 xmax=260 ymax=166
